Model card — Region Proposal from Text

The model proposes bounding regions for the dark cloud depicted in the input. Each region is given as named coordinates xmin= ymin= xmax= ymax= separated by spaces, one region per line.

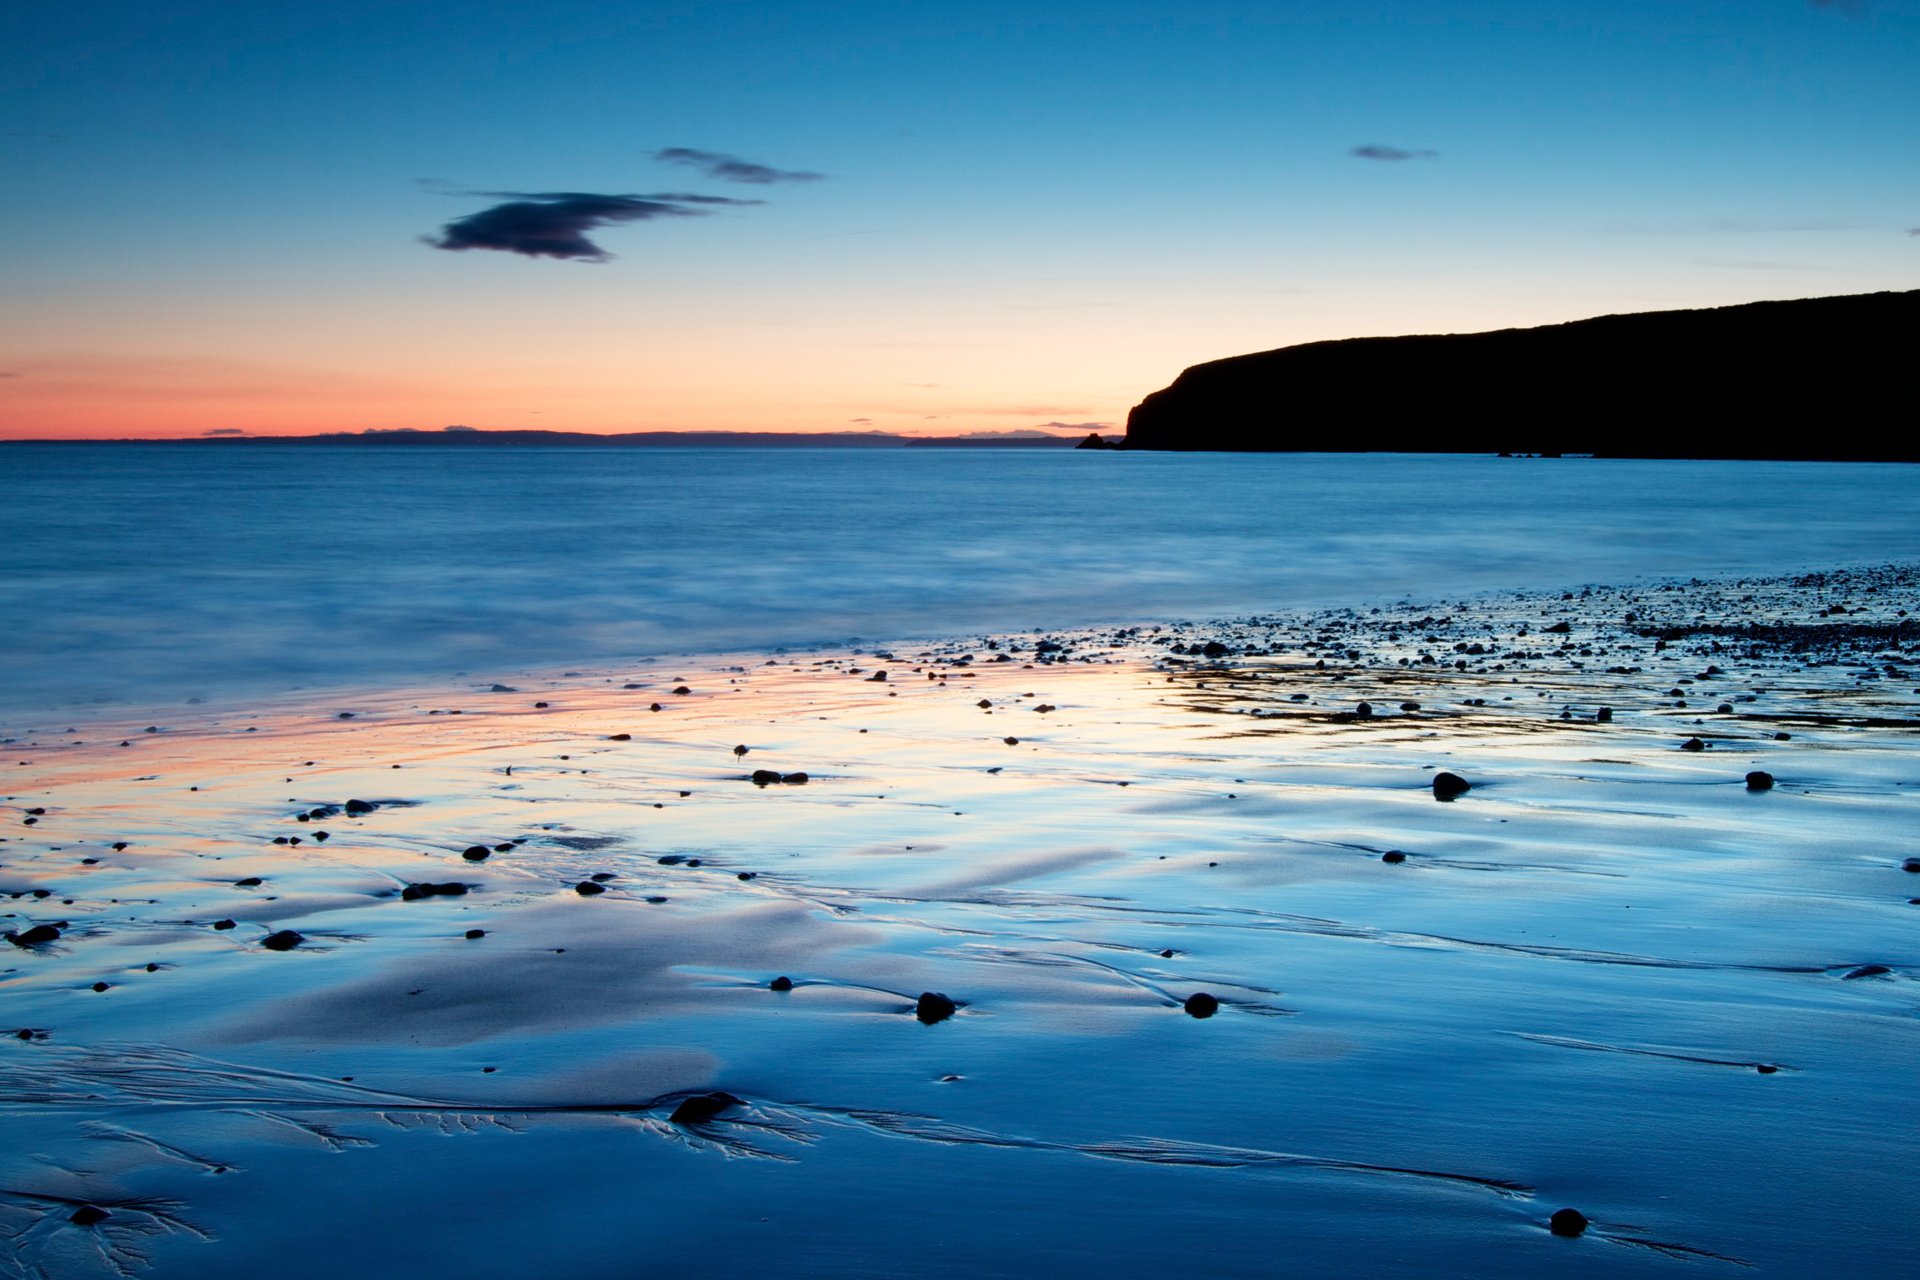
xmin=426 ymin=191 xmax=761 ymax=261
xmin=1350 ymin=145 xmax=1437 ymax=161
xmin=654 ymin=147 xmax=826 ymax=185
xmin=1908 ymin=227 xmax=1920 ymax=236
xmin=201 ymin=428 xmax=250 ymax=436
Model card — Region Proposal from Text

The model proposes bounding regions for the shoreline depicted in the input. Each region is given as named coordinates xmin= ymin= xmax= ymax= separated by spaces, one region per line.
xmin=3 ymin=561 xmax=1917 ymax=1277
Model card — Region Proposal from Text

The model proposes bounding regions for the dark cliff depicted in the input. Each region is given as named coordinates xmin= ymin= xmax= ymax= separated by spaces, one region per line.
xmin=1124 ymin=289 xmax=1919 ymax=459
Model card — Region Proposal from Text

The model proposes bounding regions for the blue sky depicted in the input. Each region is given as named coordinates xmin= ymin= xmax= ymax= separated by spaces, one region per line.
xmin=3 ymin=1 xmax=1915 ymax=436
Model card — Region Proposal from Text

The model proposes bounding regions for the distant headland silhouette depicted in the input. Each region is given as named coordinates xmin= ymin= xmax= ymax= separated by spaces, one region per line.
xmin=1124 ymin=289 xmax=1918 ymax=460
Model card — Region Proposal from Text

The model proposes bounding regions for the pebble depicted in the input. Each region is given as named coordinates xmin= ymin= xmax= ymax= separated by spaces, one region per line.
xmin=1431 ymin=771 xmax=1472 ymax=800
xmin=1183 ymin=992 xmax=1220 ymax=1018
xmin=6 ymin=924 xmax=62 ymax=947
xmin=1381 ymin=851 xmax=1407 ymax=864
xmin=344 ymin=799 xmax=377 ymax=815
xmin=668 ymin=1091 xmax=742 ymax=1125
xmin=769 ymin=975 xmax=794 ymax=991
xmin=1745 ymin=771 xmax=1774 ymax=791
xmin=261 ymin=930 xmax=305 ymax=951
xmin=915 ymin=991 xmax=958 ymax=1023
xmin=574 ymin=881 xmax=607 ymax=896
xmin=1680 ymin=737 xmax=1706 ymax=751
xmin=68 ymin=1205 xmax=110 ymax=1226
xmin=462 ymin=845 xmax=492 ymax=861
xmin=401 ymin=882 xmax=468 ymax=900
xmin=1548 ymin=1208 xmax=1589 ymax=1238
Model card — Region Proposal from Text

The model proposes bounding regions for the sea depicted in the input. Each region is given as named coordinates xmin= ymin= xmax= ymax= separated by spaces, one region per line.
xmin=5 ymin=443 xmax=1919 ymax=718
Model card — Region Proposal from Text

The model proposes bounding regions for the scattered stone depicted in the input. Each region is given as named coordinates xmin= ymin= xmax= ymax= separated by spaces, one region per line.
xmin=574 ymin=881 xmax=606 ymax=896
xmin=733 ymin=745 xmax=749 ymax=758
xmin=750 ymin=769 xmax=782 ymax=785
xmin=1431 ymin=771 xmax=1472 ymax=801
xmin=782 ymin=772 xmax=808 ymax=785
xmin=402 ymin=882 xmax=468 ymax=900
xmin=1774 ymin=732 xmax=1791 ymax=741
xmin=737 ymin=871 xmax=756 ymax=881
xmin=91 ymin=982 xmax=110 ymax=992
xmin=608 ymin=733 xmax=632 ymax=741
xmin=1548 ymin=1208 xmax=1589 ymax=1238
xmin=1355 ymin=701 xmax=1373 ymax=719
xmin=68 ymin=1205 xmax=110 ymax=1227
xmin=462 ymin=845 xmax=492 ymax=861
xmin=212 ymin=919 xmax=237 ymax=930
xmin=668 ymin=1091 xmax=742 ymax=1125
xmin=1003 ymin=736 xmax=1020 ymax=746
xmin=1400 ymin=701 xmax=1421 ymax=712
xmin=770 ymin=975 xmax=794 ymax=991
xmin=1680 ymin=737 xmax=1706 ymax=751
xmin=1183 ymin=992 xmax=1220 ymax=1018
xmin=1900 ymin=858 xmax=1920 ymax=873
xmin=1595 ymin=707 xmax=1613 ymax=723
xmin=465 ymin=929 xmax=486 ymax=939
xmin=1745 ymin=771 xmax=1774 ymax=791
xmin=6 ymin=924 xmax=61 ymax=947
xmin=261 ymin=930 xmax=304 ymax=951
xmin=1381 ymin=851 xmax=1407 ymax=864
xmin=234 ymin=876 xmax=263 ymax=887
xmin=1843 ymin=964 xmax=1891 ymax=979
xmin=344 ymin=799 xmax=377 ymax=816
xmin=915 ymin=992 xmax=958 ymax=1024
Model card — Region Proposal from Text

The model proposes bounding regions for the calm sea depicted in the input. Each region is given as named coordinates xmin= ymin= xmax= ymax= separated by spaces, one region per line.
xmin=4 ymin=444 xmax=1918 ymax=717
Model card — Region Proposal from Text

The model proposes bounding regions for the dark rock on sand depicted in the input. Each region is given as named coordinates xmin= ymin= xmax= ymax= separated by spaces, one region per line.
xmin=782 ymin=772 xmax=809 ymax=785
xmin=1548 ymin=1208 xmax=1590 ymax=1238
xmin=1183 ymin=992 xmax=1220 ymax=1018
xmin=261 ymin=930 xmax=305 ymax=951
xmin=750 ymin=769 xmax=782 ymax=786
xmin=212 ymin=919 xmax=237 ymax=930
xmin=574 ymin=881 xmax=606 ymax=896
xmin=1355 ymin=701 xmax=1374 ymax=719
xmin=1431 ymin=771 xmax=1472 ymax=800
xmin=668 ymin=1091 xmax=743 ymax=1125
xmin=1843 ymin=964 xmax=1891 ymax=979
xmin=915 ymin=992 xmax=959 ymax=1023
xmin=7 ymin=924 xmax=61 ymax=947
xmin=68 ymin=1205 xmax=110 ymax=1227
xmin=608 ymin=733 xmax=632 ymax=741
xmin=234 ymin=876 xmax=263 ymax=887
xmin=465 ymin=928 xmax=486 ymax=939
xmin=1681 ymin=737 xmax=1706 ymax=751
xmin=1381 ymin=851 xmax=1407 ymax=864
xmin=770 ymin=975 xmax=794 ymax=991
xmin=403 ymin=882 xmax=468 ymax=900
xmin=1900 ymin=858 xmax=1920 ymax=873
xmin=1595 ymin=707 xmax=1613 ymax=723
xmin=1745 ymin=771 xmax=1775 ymax=791
xmin=344 ymin=799 xmax=377 ymax=816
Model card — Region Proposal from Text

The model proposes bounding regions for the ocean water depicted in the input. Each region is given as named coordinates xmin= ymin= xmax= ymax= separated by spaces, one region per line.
xmin=4 ymin=443 xmax=1919 ymax=717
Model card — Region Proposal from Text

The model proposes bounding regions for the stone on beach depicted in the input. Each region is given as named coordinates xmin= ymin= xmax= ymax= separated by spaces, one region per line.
xmin=261 ymin=930 xmax=305 ymax=951
xmin=402 ymin=882 xmax=468 ymax=900
xmin=6 ymin=924 xmax=61 ymax=947
xmin=1431 ymin=771 xmax=1472 ymax=800
xmin=463 ymin=845 xmax=493 ymax=861
xmin=668 ymin=1091 xmax=743 ymax=1125
xmin=769 ymin=975 xmax=794 ymax=991
xmin=1745 ymin=771 xmax=1774 ymax=791
xmin=915 ymin=992 xmax=958 ymax=1023
xmin=1548 ymin=1208 xmax=1590 ymax=1238
xmin=1183 ymin=992 xmax=1220 ymax=1018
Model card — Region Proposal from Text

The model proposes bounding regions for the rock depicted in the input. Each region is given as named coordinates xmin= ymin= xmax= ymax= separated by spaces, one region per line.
xmin=1680 ymin=737 xmax=1706 ymax=751
xmin=781 ymin=772 xmax=809 ymax=785
xmin=1900 ymin=857 xmax=1920 ymax=873
xmin=91 ymin=982 xmax=110 ymax=992
xmin=6 ymin=924 xmax=61 ymax=947
xmin=1745 ymin=771 xmax=1774 ymax=791
xmin=574 ymin=881 xmax=606 ymax=896
xmin=1543 ymin=620 xmax=1572 ymax=634
xmin=672 ymin=685 xmax=691 ymax=695
xmin=261 ymin=930 xmax=304 ymax=951
xmin=1843 ymin=964 xmax=1891 ymax=979
xmin=668 ymin=1091 xmax=743 ymax=1125
xmin=465 ymin=929 xmax=486 ymax=939
xmin=915 ymin=992 xmax=958 ymax=1024
xmin=1595 ymin=707 xmax=1613 ymax=723
xmin=608 ymin=733 xmax=632 ymax=741
xmin=462 ymin=845 xmax=492 ymax=861
xmin=1774 ymin=732 xmax=1791 ymax=741
xmin=736 ymin=871 xmax=756 ymax=881
xmin=733 ymin=745 xmax=749 ymax=758
xmin=1548 ymin=1208 xmax=1589 ymax=1238
xmin=750 ymin=769 xmax=782 ymax=786
xmin=490 ymin=684 xmax=516 ymax=693
xmin=401 ymin=882 xmax=468 ymax=900
xmin=1354 ymin=701 xmax=1373 ymax=719
xmin=1381 ymin=851 xmax=1407 ymax=864
xmin=68 ymin=1205 xmax=110 ymax=1227
xmin=867 ymin=671 xmax=888 ymax=682
xmin=212 ymin=918 xmax=237 ymax=930
xmin=234 ymin=876 xmax=263 ymax=887
xmin=1003 ymin=736 xmax=1020 ymax=746
xmin=1201 ymin=640 xmax=1229 ymax=658
xmin=344 ymin=799 xmax=377 ymax=816
xmin=1431 ymin=771 xmax=1472 ymax=800
xmin=657 ymin=855 xmax=688 ymax=865
xmin=1399 ymin=701 xmax=1421 ymax=712
xmin=769 ymin=975 xmax=794 ymax=991
xmin=1183 ymin=992 xmax=1220 ymax=1018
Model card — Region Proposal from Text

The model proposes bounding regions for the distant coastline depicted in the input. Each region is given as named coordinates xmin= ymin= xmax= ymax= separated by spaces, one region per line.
xmin=1 ymin=428 xmax=1088 ymax=449
xmin=1125 ymin=288 xmax=1920 ymax=460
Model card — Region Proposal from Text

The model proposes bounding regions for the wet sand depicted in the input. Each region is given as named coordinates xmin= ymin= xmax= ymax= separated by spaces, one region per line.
xmin=3 ymin=565 xmax=1917 ymax=1278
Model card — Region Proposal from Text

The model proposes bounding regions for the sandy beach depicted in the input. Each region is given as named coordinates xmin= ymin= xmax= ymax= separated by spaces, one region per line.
xmin=4 ymin=563 xmax=1916 ymax=1278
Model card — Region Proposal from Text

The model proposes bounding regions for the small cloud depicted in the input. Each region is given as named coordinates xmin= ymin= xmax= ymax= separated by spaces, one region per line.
xmin=1908 ymin=227 xmax=1920 ymax=236
xmin=1350 ymin=145 xmax=1437 ymax=161
xmin=1038 ymin=421 xmax=1112 ymax=432
xmin=443 ymin=425 xmax=478 ymax=432
xmin=848 ymin=417 xmax=873 ymax=424
xmin=425 ymin=190 xmax=762 ymax=261
xmin=654 ymin=147 xmax=826 ymax=185
xmin=201 ymin=427 xmax=250 ymax=436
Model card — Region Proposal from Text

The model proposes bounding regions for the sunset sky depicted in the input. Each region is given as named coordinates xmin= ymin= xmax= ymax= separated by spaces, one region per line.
xmin=4 ymin=1 xmax=1915 ymax=439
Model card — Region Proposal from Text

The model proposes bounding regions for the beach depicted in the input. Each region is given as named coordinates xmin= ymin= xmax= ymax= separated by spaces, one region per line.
xmin=4 ymin=562 xmax=1916 ymax=1278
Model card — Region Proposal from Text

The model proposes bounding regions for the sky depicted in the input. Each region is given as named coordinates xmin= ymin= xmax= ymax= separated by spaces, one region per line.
xmin=2 ymin=0 xmax=1916 ymax=439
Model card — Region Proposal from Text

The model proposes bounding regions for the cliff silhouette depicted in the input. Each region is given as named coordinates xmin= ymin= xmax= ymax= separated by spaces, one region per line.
xmin=1124 ymin=289 xmax=1919 ymax=459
